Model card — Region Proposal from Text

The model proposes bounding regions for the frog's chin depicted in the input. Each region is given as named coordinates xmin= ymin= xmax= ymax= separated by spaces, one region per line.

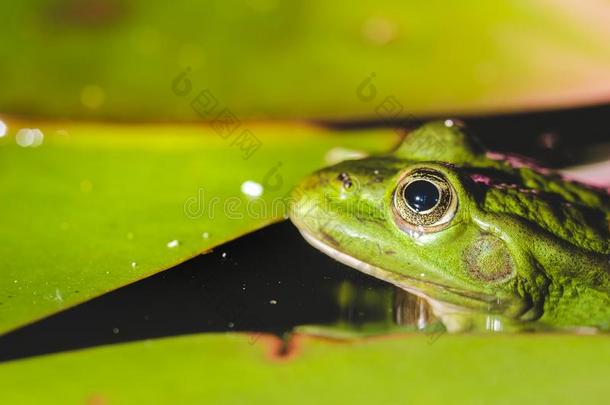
xmin=297 ymin=227 xmax=517 ymax=322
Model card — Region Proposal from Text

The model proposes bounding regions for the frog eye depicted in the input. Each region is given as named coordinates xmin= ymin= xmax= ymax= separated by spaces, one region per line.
xmin=392 ymin=168 xmax=457 ymax=233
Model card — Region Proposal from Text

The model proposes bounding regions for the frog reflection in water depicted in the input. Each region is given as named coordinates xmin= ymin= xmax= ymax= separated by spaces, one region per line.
xmin=290 ymin=122 xmax=610 ymax=331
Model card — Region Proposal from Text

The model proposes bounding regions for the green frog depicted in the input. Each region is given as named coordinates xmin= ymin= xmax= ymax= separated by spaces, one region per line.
xmin=289 ymin=121 xmax=610 ymax=331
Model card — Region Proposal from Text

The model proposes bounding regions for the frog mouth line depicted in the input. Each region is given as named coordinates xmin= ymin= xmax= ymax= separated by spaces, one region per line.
xmin=296 ymin=226 xmax=512 ymax=317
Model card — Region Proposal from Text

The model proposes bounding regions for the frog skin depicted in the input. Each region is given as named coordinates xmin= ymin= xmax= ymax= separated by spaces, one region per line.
xmin=289 ymin=121 xmax=610 ymax=330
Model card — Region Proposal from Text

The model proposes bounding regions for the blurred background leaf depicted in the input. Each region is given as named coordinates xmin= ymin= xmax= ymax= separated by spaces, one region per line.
xmin=1 ymin=0 xmax=610 ymax=121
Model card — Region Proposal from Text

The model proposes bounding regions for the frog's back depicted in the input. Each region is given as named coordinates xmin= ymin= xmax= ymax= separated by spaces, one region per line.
xmin=471 ymin=163 xmax=610 ymax=255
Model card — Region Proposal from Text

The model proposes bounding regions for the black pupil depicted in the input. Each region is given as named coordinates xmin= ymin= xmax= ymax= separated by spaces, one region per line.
xmin=403 ymin=180 xmax=439 ymax=212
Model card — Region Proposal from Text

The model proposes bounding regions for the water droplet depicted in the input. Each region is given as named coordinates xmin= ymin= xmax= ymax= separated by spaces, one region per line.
xmin=241 ymin=180 xmax=264 ymax=198
xmin=202 ymin=232 xmax=209 ymax=239
xmin=221 ymin=252 xmax=227 ymax=258
xmin=228 ymin=322 xmax=235 ymax=328
xmin=131 ymin=261 xmax=138 ymax=269
xmin=16 ymin=128 xmax=44 ymax=147
xmin=444 ymin=119 xmax=465 ymax=128
xmin=269 ymin=299 xmax=277 ymax=305
xmin=167 ymin=239 xmax=180 ymax=248
xmin=112 ymin=327 xmax=120 ymax=334
xmin=0 ymin=120 xmax=7 ymax=137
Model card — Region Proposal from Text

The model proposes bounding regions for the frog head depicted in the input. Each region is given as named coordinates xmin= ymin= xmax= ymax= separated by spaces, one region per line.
xmin=289 ymin=122 xmax=610 ymax=322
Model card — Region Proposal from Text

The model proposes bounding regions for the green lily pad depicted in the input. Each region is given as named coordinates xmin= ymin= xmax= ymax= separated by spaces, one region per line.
xmin=0 ymin=119 xmax=397 ymax=335
xmin=2 ymin=1 xmax=610 ymax=119
xmin=0 ymin=332 xmax=608 ymax=403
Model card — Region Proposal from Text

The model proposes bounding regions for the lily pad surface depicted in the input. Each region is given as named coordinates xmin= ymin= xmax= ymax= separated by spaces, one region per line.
xmin=0 ymin=333 xmax=608 ymax=404
xmin=0 ymin=119 xmax=397 ymax=335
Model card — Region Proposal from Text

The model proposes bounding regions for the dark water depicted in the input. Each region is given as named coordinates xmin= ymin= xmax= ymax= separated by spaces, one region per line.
xmin=322 ymin=103 xmax=610 ymax=167
xmin=0 ymin=221 xmax=411 ymax=363
xmin=0 ymin=104 xmax=608 ymax=363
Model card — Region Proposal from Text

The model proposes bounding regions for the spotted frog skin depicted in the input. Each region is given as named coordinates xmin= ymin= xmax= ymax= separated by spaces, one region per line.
xmin=289 ymin=122 xmax=610 ymax=330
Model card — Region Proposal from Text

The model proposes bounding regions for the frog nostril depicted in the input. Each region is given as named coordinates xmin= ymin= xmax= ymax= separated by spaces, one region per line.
xmin=337 ymin=172 xmax=353 ymax=189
